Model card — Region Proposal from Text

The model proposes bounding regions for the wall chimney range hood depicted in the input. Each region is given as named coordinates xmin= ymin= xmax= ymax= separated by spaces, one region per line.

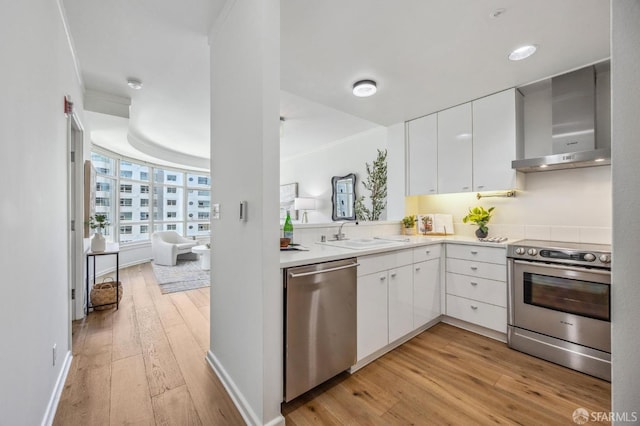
xmin=512 ymin=63 xmax=611 ymax=172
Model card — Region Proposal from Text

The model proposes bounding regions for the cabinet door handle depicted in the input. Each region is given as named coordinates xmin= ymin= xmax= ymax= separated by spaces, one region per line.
xmin=470 ymin=305 xmax=478 ymax=310
xmin=380 ymin=276 xmax=386 ymax=281
xmin=429 ymin=189 xmax=436 ymax=193
xmin=470 ymin=250 xmax=478 ymax=255
xmin=470 ymin=266 xmax=478 ymax=271
xmin=415 ymin=267 xmax=421 ymax=272
xmin=462 ymin=186 xmax=469 ymax=190
xmin=390 ymin=273 xmax=397 ymax=278
xmin=477 ymin=185 xmax=485 ymax=189
xmin=470 ymin=282 xmax=478 ymax=286
xmin=425 ymin=250 xmax=431 ymax=255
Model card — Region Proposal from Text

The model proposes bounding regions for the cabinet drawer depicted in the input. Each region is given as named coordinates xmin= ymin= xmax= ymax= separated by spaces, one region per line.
xmin=446 ymin=244 xmax=506 ymax=264
xmin=446 ymin=294 xmax=507 ymax=333
xmin=446 ymin=273 xmax=507 ymax=307
xmin=446 ymin=258 xmax=506 ymax=282
xmin=412 ymin=244 xmax=442 ymax=263
xmin=358 ymin=249 xmax=413 ymax=276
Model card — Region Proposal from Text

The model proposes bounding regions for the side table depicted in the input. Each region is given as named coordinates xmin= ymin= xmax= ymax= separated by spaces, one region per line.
xmin=86 ymin=242 xmax=120 ymax=315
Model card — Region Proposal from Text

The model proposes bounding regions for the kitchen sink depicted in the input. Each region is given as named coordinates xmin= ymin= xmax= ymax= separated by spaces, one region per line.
xmin=319 ymin=237 xmax=408 ymax=250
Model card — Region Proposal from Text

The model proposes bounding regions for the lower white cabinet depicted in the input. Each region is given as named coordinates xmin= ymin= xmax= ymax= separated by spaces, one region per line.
xmin=357 ymin=271 xmax=389 ymax=361
xmin=445 ymin=244 xmax=507 ymax=333
xmin=388 ymin=265 xmax=414 ymax=343
xmin=357 ymin=245 xmax=442 ymax=362
xmin=413 ymin=258 xmax=441 ymax=328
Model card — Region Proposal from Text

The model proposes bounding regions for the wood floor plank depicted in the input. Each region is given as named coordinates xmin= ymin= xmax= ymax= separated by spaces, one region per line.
xmin=111 ymin=289 xmax=142 ymax=361
xmin=135 ymin=305 xmax=186 ymax=397
xmin=141 ymin=263 xmax=185 ymax=329
xmin=151 ymin=384 xmax=203 ymax=426
xmin=165 ymin=323 xmax=244 ymax=426
xmin=186 ymin=286 xmax=209 ymax=309
xmin=169 ymin=292 xmax=209 ymax=351
xmin=110 ymin=354 xmax=155 ymax=426
xmin=54 ymin=359 xmax=111 ymax=426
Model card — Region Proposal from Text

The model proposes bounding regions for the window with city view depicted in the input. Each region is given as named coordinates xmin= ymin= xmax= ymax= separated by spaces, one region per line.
xmin=91 ymin=151 xmax=211 ymax=244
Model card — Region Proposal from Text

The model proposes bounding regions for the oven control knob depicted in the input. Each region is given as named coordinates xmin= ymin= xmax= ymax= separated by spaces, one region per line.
xmin=515 ymin=247 xmax=525 ymax=255
xmin=583 ymin=253 xmax=596 ymax=262
xmin=527 ymin=248 xmax=538 ymax=256
xmin=599 ymin=254 xmax=611 ymax=264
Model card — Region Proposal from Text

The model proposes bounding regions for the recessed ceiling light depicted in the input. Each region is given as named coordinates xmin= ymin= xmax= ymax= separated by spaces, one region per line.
xmin=352 ymin=80 xmax=377 ymax=97
xmin=509 ymin=45 xmax=537 ymax=61
xmin=127 ymin=78 xmax=143 ymax=90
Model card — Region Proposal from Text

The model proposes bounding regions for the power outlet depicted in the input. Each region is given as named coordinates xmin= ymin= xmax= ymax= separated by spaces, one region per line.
xmin=52 ymin=344 xmax=57 ymax=366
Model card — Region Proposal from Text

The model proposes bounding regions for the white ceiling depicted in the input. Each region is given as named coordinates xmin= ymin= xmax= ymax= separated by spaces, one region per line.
xmin=62 ymin=0 xmax=610 ymax=167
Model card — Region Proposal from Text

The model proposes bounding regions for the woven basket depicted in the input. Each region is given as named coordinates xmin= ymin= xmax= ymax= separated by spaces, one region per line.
xmin=90 ymin=277 xmax=123 ymax=311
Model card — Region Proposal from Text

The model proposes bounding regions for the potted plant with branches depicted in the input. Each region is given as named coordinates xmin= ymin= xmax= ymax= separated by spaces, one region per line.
xmin=462 ymin=206 xmax=495 ymax=239
xmin=88 ymin=214 xmax=110 ymax=252
xmin=355 ymin=149 xmax=387 ymax=221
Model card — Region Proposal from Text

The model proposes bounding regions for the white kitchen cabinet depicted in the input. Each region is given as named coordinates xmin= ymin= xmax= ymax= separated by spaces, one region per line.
xmin=413 ymin=258 xmax=441 ymax=328
xmin=472 ymin=89 xmax=523 ymax=192
xmin=357 ymin=249 xmax=413 ymax=361
xmin=407 ymin=114 xmax=438 ymax=195
xmin=445 ymin=244 xmax=507 ymax=333
xmin=357 ymin=271 xmax=389 ymax=361
xmin=388 ymin=265 xmax=414 ymax=342
xmin=437 ymin=103 xmax=473 ymax=194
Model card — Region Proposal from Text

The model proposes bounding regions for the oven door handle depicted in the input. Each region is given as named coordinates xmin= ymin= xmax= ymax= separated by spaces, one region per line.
xmin=511 ymin=259 xmax=611 ymax=276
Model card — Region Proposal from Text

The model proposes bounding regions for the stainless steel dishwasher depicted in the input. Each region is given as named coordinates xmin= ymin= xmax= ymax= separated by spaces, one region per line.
xmin=284 ymin=258 xmax=358 ymax=402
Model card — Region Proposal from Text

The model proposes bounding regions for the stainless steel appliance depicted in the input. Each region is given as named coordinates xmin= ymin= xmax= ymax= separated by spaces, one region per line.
xmin=284 ymin=258 xmax=358 ymax=402
xmin=507 ymin=240 xmax=612 ymax=381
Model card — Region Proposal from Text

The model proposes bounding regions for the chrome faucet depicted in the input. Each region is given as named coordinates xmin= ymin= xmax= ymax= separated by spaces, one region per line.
xmin=333 ymin=221 xmax=358 ymax=241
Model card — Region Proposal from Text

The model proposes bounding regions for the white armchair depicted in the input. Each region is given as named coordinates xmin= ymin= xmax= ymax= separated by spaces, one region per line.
xmin=151 ymin=231 xmax=198 ymax=266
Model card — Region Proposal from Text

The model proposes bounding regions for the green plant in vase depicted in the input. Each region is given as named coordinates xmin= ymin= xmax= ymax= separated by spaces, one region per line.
xmin=87 ymin=214 xmax=110 ymax=252
xmin=462 ymin=206 xmax=494 ymax=239
xmin=402 ymin=215 xmax=417 ymax=235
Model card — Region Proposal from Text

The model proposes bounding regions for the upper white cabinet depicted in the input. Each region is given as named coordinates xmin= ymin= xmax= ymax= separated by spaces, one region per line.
xmin=405 ymin=89 xmax=522 ymax=196
xmin=437 ymin=103 xmax=473 ymax=194
xmin=407 ymin=114 xmax=438 ymax=195
xmin=472 ymin=89 xmax=523 ymax=192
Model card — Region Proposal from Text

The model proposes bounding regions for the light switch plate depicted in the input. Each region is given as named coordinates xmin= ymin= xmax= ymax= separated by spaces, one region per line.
xmin=212 ymin=203 xmax=220 ymax=220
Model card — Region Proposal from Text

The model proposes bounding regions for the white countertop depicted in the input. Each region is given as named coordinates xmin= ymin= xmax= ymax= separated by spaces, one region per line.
xmin=280 ymin=235 xmax=514 ymax=268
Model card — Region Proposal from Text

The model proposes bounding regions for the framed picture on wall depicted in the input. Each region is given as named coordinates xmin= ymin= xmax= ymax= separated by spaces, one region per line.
xmin=280 ymin=182 xmax=298 ymax=220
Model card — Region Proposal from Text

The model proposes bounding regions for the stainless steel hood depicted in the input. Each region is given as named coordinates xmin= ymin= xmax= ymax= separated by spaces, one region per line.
xmin=510 ymin=147 xmax=610 ymax=172
xmin=512 ymin=63 xmax=611 ymax=172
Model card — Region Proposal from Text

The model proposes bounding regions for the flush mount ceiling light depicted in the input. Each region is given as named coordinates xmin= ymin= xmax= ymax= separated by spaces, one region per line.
xmin=509 ymin=45 xmax=537 ymax=61
xmin=127 ymin=78 xmax=143 ymax=90
xmin=352 ymin=80 xmax=377 ymax=97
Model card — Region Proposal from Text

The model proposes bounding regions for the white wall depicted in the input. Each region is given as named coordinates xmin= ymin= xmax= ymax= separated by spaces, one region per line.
xmin=280 ymin=127 xmax=387 ymax=223
xmin=0 ymin=1 xmax=86 ymax=424
xmin=408 ymin=166 xmax=611 ymax=244
xmin=208 ymin=0 xmax=282 ymax=425
xmin=611 ymin=0 xmax=640 ymax=419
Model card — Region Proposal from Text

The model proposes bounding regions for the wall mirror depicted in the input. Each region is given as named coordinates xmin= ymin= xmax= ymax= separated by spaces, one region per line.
xmin=331 ymin=173 xmax=357 ymax=221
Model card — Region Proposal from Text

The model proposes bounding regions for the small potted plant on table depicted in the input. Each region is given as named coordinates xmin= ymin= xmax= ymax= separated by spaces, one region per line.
xmin=88 ymin=214 xmax=110 ymax=252
xmin=402 ymin=215 xmax=417 ymax=235
xmin=462 ymin=206 xmax=495 ymax=239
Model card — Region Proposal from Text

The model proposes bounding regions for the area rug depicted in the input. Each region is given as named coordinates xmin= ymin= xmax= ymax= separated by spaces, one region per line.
xmin=151 ymin=260 xmax=210 ymax=294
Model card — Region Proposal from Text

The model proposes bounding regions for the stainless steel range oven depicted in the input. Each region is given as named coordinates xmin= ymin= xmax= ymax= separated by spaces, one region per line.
xmin=507 ymin=240 xmax=612 ymax=381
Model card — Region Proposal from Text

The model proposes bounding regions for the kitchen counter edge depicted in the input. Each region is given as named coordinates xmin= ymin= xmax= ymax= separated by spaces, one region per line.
xmin=280 ymin=236 xmax=516 ymax=269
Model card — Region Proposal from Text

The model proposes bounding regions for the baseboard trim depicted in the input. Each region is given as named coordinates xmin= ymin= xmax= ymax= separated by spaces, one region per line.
xmin=206 ymin=350 xmax=285 ymax=426
xmin=441 ymin=316 xmax=507 ymax=343
xmin=41 ymin=350 xmax=72 ymax=426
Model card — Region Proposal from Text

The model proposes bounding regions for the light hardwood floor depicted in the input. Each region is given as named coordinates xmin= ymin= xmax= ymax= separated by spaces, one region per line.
xmin=55 ymin=263 xmax=611 ymax=425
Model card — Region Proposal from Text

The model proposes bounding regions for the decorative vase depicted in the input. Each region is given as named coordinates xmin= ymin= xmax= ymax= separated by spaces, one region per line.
xmin=475 ymin=228 xmax=488 ymax=239
xmin=91 ymin=231 xmax=106 ymax=253
xmin=404 ymin=227 xmax=416 ymax=236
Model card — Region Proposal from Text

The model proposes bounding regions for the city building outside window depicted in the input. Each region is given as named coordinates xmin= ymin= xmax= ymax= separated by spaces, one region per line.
xmin=91 ymin=150 xmax=210 ymax=244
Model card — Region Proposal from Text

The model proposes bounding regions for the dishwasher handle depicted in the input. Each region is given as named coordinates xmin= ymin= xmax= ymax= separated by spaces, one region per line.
xmin=288 ymin=262 xmax=359 ymax=278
